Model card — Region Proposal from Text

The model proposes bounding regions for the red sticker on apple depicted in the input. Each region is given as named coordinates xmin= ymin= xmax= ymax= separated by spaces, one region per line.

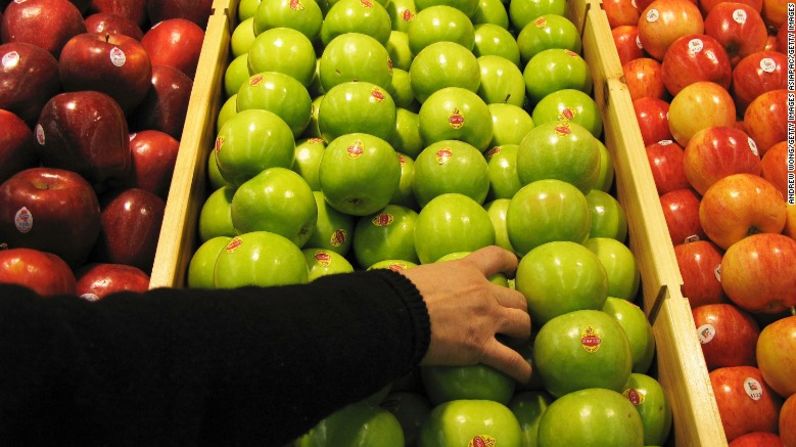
xmin=225 ymin=237 xmax=243 ymax=253
xmin=580 ymin=326 xmax=601 ymax=352
xmin=372 ymin=213 xmax=394 ymax=227
xmin=469 ymin=435 xmax=496 ymax=447
xmin=436 ymin=148 xmax=453 ymax=164
xmin=387 ymin=263 xmax=406 ymax=272
xmin=402 ymin=9 xmax=414 ymax=22
xmin=109 ymin=47 xmax=126 ymax=67
xmin=35 ymin=124 xmax=45 ymax=146
xmin=534 ymin=16 xmax=547 ymax=28
xmin=486 ymin=146 xmax=500 ymax=159
xmin=14 ymin=207 xmax=33 ymax=234
xmin=743 ymin=377 xmax=764 ymax=400
xmin=560 ymin=107 xmax=575 ymax=120
xmin=249 ymin=74 xmax=265 ymax=86
xmin=564 ymin=49 xmax=578 ymax=57
xmin=214 ymin=136 xmax=224 ymax=154
xmin=371 ymin=88 xmax=385 ymax=102
xmin=347 ymin=141 xmax=364 ymax=158
xmin=449 ymin=109 xmax=464 ymax=129
xmin=314 ymin=251 xmax=332 ymax=266
xmin=732 ymin=9 xmax=747 ymax=24
xmin=623 ymin=388 xmax=646 ymax=406
xmin=554 ymin=123 xmax=571 ymax=136
xmin=646 ymin=9 xmax=660 ymax=23
xmin=308 ymin=137 xmax=325 ymax=144
xmin=80 ymin=293 xmax=100 ymax=302
xmin=2 ymin=51 xmax=19 ymax=70
xmin=289 ymin=0 xmax=305 ymax=10
xmin=330 ymin=229 xmax=347 ymax=247
xmin=360 ymin=0 xmax=373 ymax=7
xmin=697 ymin=323 xmax=716 ymax=344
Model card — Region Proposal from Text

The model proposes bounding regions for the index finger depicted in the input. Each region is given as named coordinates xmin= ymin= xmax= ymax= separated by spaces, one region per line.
xmin=463 ymin=246 xmax=519 ymax=278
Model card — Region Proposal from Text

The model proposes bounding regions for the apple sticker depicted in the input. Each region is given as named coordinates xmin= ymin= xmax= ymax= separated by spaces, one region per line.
xmin=646 ymin=9 xmax=660 ymax=23
xmin=580 ymin=326 xmax=601 ymax=353
xmin=14 ymin=207 xmax=33 ymax=234
xmin=371 ymin=212 xmax=394 ymax=227
xmin=2 ymin=51 xmax=19 ymax=70
xmin=743 ymin=377 xmax=764 ymax=401
xmin=697 ymin=323 xmax=716 ymax=344
xmin=330 ymin=229 xmax=347 ymax=247
xmin=687 ymin=38 xmax=704 ymax=55
xmin=732 ymin=9 xmax=747 ymax=25
xmin=760 ymin=57 xmax=777 ymax=73
xmin=110 ymin=47 xmax=126 ymax=68
xmin=623 ymin=387 xmax=646 ymax=406
xmin=469 ymin=435 xmax=496 ymax=447
xmin=34 ymin=124 xmax=45 ymax=146
xmin=748 ymin=138 xmax=759 ymax=157
xmin=313 ymin=251 xmax=332 ymax=266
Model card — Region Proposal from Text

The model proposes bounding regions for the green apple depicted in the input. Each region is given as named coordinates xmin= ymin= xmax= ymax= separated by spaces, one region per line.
xmin=407 ymin=5 xmax=475 ymax=54
xmin=534 ymin=310 xmax=633 ymax=396
xmin=231 ymin=17 xmax=256 ymax=57
xmin=387 ymin=0 xmax=418 ymax=33
xmin=415 ymin=0 xmax=479 ymax=16
xmin=253 ymin=0 xmax=323 ymax=41
xmin=421 ymin=365 xmax=516 ymax=405
xmin=207 ymin=149 xmax=230 ymax=190
xmin=214 ymin=231 xmax=308 ymax=287
xmin=523 ymin=49 xmax=592 ymax=104
xmin=586 ymin=189 xmax=627 ymax=241
xmin=485 ymin=199 xmax=515 ymax=252
xmin=303 ymin=248 xmax=354 ymax=280
xmin=391 ymin=153 xmax=418 ymax=209
xmin=418 ymin=87 xmax=493 ymax=151
xmin=477 ymin=55 xmax=525 ymax=106
xmin=509 ymin=0 xmax=566 ymax=30
xmin=584 ymin=237 xmax=639 ymax=300
xmin=305 ymin=191 xmax=354 ymax=255
xmin=231 ymin=167 xmax=317 ymax=246
xmin=306 ymin=95 xmax=323 ymax=138
xmin=603 ymin=297 xmax=655 ymax=374
xmin=368 ymin=259 xmax=418 ymax=270
xmin=512 ymin=339 xmax=545 ymax=391
xmin=622 ymin=373 xmax=672 ymax=446
xmin=537 ymin=388 xmax=644 ymax=447
xmin=595 ymin=139 xmax=614 ymax=192
xmin=473 ymin=24 xmax=521 ymax=66
xmin=318 ymin=81 xmax=397 ymax=142
xmin=321 ymin=0 xmax=392 ymax=45
xmin=509 ymin=391 xmax=552 ymax=447
xmin=248 ymin=27 xmax=317 ymax=86
xmin=489 ymin=103 xmax=534 ymax=147
xmin=418 ymin=400 xmax=523 ymax=447
xmin=215 ymin=109 xmax=295 ymax=187
xmin=364 ymin=384 xmax=393 ymax=406
xmin=412 ymin=140 xmax=490 ymax=206
xmin=292 ymin=137 xmax=326 ymax=190
xmin=319 ymin=33 xmax=393 ymax=92
xmin=217 ymin=94 xmax=238 ymax=133
xmin=387 ymin=69 xmax=418 ymax=111
xmin=532 ymin=89 xmax=602 ymax=137
xmin=410 ymin=41 xmax=480 ymax=103
xmin=299 ymin=402 xmax=404 ymax=447
xmin=435 ymin=251 xmax=509 ymax=286
xmin=516 ymin=241 xmax=609 ymax=325
xmin=237 ymin=72 xmax=313 ymax=137
xmin=387 ymin=31 xmax=413 ymax=71
xmin=506 ymin=179 xmax=591 ymax=255
xmin=353 ymin=204 xmax=419 ymax=267
xmin=390 ymin=108 xmax=423 ymax=157
xmin=187 ymin=236 xmax=231 ymax=289
xmin=381 ymin=392 xmax=431 ymax=447
xmin=239 ymin=0 xmax=262 ymax=21
xmin=517 ymin=14 xmax=581 ymax=64
xmin=319 ymin=133 xmax=401 ymax=216
xmin=198 ymin=186 xmax=236 ymax=242
xmin=224 ymin=54 xmax=250 ymax=98
xmin=473 ymin=0 xmax=509 ymax=27
xmin=516 ymin=120 xmax=600 ymax=193
xmin=485 ymin=144 xmax=521 ymax=200
xmin=414 ymin=193 xmax=495 ymax=263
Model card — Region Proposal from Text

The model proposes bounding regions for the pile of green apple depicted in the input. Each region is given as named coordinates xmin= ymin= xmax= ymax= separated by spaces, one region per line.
xmin=187 ymin=0 xmax=674 ymax=445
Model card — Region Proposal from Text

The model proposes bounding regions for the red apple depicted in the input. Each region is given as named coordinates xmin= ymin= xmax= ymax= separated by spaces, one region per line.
xmin=638 ymin=0 xmax=705 ymax=60
xmin=710 ymin=366 xmax=781 ymax=441
xmin=683 ymin=126 xmax=762 ymax=195
xmin=0 ymin=0 xmax=86 ymax=57
xmin=59 ymin=32 xmax=152 ymax=113
xmin=75 ymin=262 xmax=150 ymax=301
xmin=94 ymin=187 xmax=165 ymax=272
xmin=693 ymin=303 xmax=760 ymax=370
xmin=756 ymin=315 xmax=796 ymax=397
xmin=146 ymin=0 xmax=212 ymax=28
xmin=721 ymin=233 xmax=796 ymax=313
xmin=732 ymin=51 xmax=787 ymax=111
xmin=633 ymin=97 xmax=672 ymax=145
xmin=84 ymin=13 xmax=144 ymax=40
xmin=604 ymin=0 xmax=641 ymax=27
xmin=781 ymin=394 xmax=796 ymax=447
xmin=647 ymin=139 xmax=689 ymax=194
xmin=88 ymin=0 xmax=147 ymax=27
xmin=668 ymin=81 xmax=737 ymax=146
xmin=0 ymin=109 xmax=36 ymax=183
xmin=140 ymin=18 xmax=204 ymax=79
xmin=661 ymin=34 xmax=732 ymax=96
xmin=744 ymin=89 xmax=788 ymax=155
xmin=0 ymin=167 xmax=101 ymax=266
xmin=612 ymin=25 xmax=645 ymax=65
xmin=675 ymin=240 xmax=725 ymax=307
xmin=704 ymin=3 xmax=768 ymax=65
xmin=0 ymin=42 xmax=61 ymax=125
xmin=0 ymin=247 xmax=76 ymax=296
xmin=127 ymin=130 xmax=180 ymax=198
xmin=729 ymin=432 xmax=784 ymax=447
xmin=36 ymin=91 xmax=131 ymax=188
xmin=785 ymin=205 xmax=796 ymax=240
xmin=700 ymin=0 xmax=763 ymax=13
xmin=129 ymin=64 xmax=192 ymax=138
xmin=699 ymin=174 xmax=786 ymax=249
xmin=759 ymin=141 xmax=788 ymax=199
xmin=776 ymin=23 xmax=786 ymax=53
xmin=623 ymin=57 xmax=665 ymax=100
xmin=762 ymin=0 xmax=787 ymax=27
xmin=661 ymin=188 xmax=705 ymax=244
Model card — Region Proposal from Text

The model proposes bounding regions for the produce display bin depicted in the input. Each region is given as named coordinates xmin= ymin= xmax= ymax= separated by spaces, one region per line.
xmin=148 ymin=0 xmax=727 ymax=445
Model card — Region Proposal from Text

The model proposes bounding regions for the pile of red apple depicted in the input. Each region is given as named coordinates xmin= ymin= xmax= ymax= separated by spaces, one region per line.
xmin=0 ymin=0 xmax=212 ymax=299
xmin=605 ymin=0 xmax=794 ymax=444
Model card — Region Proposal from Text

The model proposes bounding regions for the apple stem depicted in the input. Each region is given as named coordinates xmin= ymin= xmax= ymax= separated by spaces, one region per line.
xmin=105 ymin=34 xmax=111 ymax=43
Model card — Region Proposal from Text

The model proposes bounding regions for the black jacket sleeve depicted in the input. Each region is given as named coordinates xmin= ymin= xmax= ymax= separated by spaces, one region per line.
xmin=0 ymin=269 xmax=430 ymax=447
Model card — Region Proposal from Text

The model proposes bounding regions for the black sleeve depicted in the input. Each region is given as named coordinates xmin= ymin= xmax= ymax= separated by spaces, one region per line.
xmin=0 ymin=269 xmax=430 ymax=447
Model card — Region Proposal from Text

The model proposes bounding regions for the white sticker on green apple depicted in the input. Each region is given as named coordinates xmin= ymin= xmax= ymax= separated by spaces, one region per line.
xmin=110 ymin=47 xmax=126 ymax=67
xmin=732 ymin=9 xmax=747 ymax=24
xmin=697 ymin=323 xmax=716 ymax=344
xmin=646 ymin=9 xmax=660 ymax=23
xmin=2 ymin=51 xmax=19 ymax=70
xmin=14 ymin=207 xmax=33 ymax=234
xmin=743 ymin=377 xmax=764 ymax=400
xmin=760 ymin=58 xmax=777 ymax=73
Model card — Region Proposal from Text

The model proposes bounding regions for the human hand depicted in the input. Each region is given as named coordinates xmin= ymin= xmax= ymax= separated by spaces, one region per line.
xmin=399 ymin=246 xmax=532 ymax=383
